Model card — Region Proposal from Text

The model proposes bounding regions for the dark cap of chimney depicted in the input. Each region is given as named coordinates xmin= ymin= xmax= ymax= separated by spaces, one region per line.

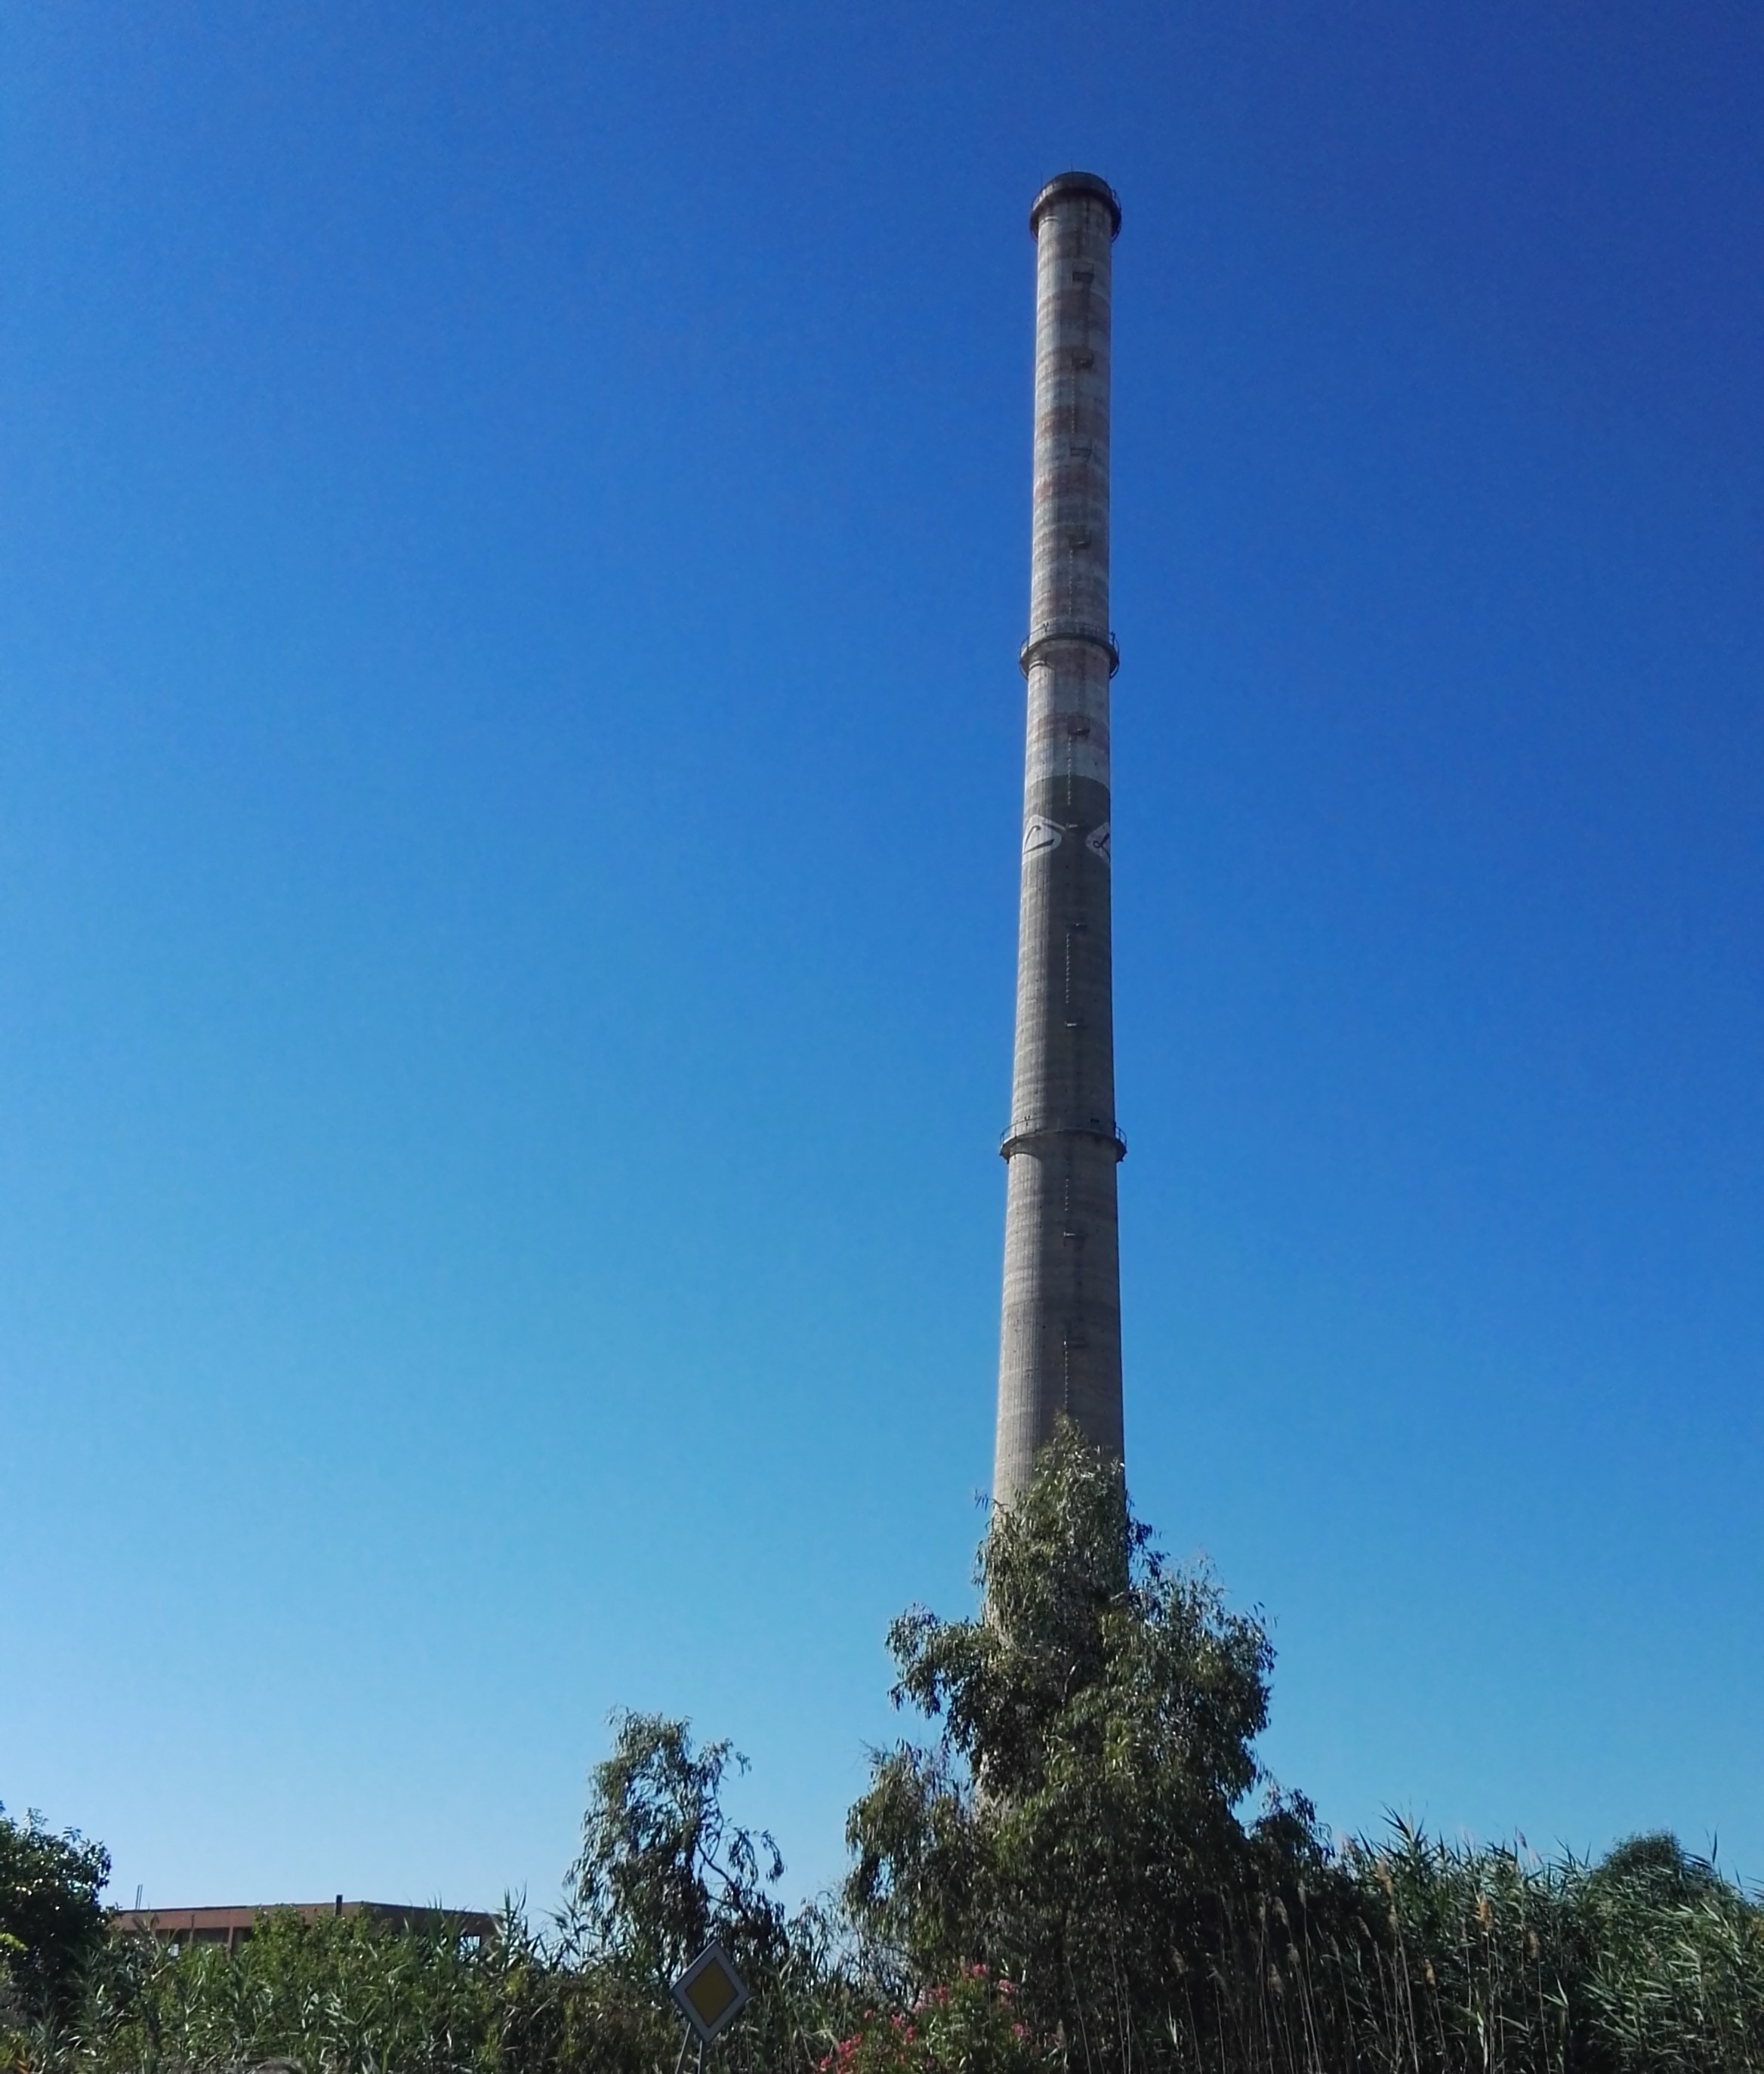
xmin=1029 ymin=171 xmax=1122 ymax=239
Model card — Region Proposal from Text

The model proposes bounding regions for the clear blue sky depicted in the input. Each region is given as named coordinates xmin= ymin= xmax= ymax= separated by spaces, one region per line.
xmin=2 ymin=2 xmax=1759 ymax=1916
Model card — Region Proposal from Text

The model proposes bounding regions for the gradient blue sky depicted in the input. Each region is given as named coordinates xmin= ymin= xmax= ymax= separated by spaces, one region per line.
xmin=2 ymin=2 xmax=1759 ymax=1916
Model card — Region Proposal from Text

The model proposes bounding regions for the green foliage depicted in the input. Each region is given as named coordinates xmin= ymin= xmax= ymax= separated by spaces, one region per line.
xmin=71 ymin=1907 xmax=523 ymax=2074
xmin=844 ymin=1421 xmax=1324 ymax=2065
xmin=561 ymin=1710 xmax=850 ymax=2074
xmin=821 ymin=1968 xmax=1056 ymax=2074
xmin=845 ymin=1427 xmax=1764 ymax=2074
xmin=566 ymin=1712 xmax=788 ymax=1985
xmin=1576 ymin=1835 xmax=1764 ymax=2069
xmin=2 ymin=1717 xmax=850 ymax=2074
xmin=10 ymin=1429 xmax=1764 ymax=2072
xmin=0 ymin=1807 xmax=110 ymax=2031
xmin=1164 ymin=1819 xmax=1764 ymax=2074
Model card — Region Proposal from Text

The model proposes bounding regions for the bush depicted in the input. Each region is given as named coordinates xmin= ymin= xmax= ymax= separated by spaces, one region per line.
xmin=54 ymin=1906 xmax=532 ymax=2074
xmin=0 ymin=1807 xmax=110 ymax=2032
xmin=821 ymin=1968 xmax=1056 ymax=2074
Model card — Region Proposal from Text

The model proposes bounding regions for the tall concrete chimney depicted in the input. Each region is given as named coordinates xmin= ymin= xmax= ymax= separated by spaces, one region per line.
xmin=993 ymin=171 xmax=1124 ymax=1508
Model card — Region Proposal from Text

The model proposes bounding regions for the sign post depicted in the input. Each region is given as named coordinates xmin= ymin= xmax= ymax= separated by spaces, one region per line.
xmin=669 ymin=1941 xmax=748 ymax=2074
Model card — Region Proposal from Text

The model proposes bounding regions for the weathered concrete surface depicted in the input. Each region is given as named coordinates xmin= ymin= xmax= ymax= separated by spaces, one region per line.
xmin=994 ymin=171 xmax=1125 ymax=1511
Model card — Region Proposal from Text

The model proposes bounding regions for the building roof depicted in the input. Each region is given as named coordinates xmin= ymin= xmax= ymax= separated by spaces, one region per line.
xmin=112 ymin=1900 xmax=498 ymax=1946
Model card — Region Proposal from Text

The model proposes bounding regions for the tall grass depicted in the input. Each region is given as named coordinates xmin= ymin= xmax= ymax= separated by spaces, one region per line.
xmin=26 ymin=1909 xmax=532 ymax=2074
xmin=1164 ymin=1824 xmax=1764 ymax=2074
xmin=11 ymin=1828 xmax=1761 ymax=2074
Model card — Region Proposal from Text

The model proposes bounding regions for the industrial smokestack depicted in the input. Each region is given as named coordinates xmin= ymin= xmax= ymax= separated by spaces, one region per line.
xmin=993 ymin=171 xmax=1124 ymax=1509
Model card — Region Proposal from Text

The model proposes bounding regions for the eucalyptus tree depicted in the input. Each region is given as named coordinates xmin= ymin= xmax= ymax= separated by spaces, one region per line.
xmin=844 ymin=1424 xmax=1327 ymax=2069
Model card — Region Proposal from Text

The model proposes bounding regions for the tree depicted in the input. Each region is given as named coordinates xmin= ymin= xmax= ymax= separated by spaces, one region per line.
xmin=563 ymin=1712 xmax=843 ymax=2074
xmin=567 ymin=1712 xmax=788 ymax=1986
xmin=0 ymin=1804 xmax=110 ymax=2029
xmin=843 ymin=1423 xmax=1325 ymax=2069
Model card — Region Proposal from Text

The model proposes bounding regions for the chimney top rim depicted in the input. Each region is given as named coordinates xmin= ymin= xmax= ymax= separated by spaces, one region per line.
xmin=1029 ymin=171 xmax=1121 ymax=240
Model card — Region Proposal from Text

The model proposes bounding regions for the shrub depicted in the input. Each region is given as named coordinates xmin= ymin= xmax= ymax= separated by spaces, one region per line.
xmin=0 ymin=1807 xmax=109 ymax=2031
xmin=822 ymin=1968 xmax=1056 ymax=2074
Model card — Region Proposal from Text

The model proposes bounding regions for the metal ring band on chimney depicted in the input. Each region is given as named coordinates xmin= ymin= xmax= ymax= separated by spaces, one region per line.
xmin=1019 ymin=619 xmax=1120 ymax=677
xmin=998 ymin=1118 xmax=1127 ymax=1162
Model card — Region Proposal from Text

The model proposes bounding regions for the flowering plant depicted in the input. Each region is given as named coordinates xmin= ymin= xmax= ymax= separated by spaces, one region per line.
xmin=819 ymin=1965 xmax=1056 ymax=2074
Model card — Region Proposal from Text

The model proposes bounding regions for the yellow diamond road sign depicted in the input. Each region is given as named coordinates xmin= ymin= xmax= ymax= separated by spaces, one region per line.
xmin=671 ymin=1941 xmax=748 ymax=2044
